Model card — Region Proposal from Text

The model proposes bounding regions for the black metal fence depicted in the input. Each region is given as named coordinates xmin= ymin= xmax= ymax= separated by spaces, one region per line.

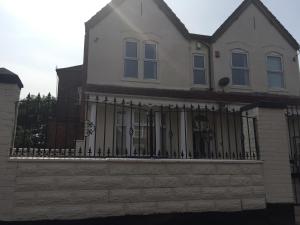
xmin=10 ymin=96 xmax=259 ymax=160
xmin=287 ymin=106 xmax=300 ymax=174
xmin=287 ymin=105 xmax=300 ymax=204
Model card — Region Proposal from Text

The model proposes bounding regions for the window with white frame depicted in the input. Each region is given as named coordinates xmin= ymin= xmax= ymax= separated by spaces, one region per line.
xmin=267 ymin=54 xmax=284 ymax=89
xmin=124 ymin=40 xmax=138 ymax=78
xmin=193 ymin=54 xmax=206 ymax=85
xmin=231 ymin=50 xmax=249 ymax=86
xmin=115 ymin=110 xmax=156 ymax=154
xmin=144 ymin=43 xmax=157 ymax=80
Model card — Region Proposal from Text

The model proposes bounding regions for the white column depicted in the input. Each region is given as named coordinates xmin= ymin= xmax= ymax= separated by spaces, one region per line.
xmin=155 ymin=112 xmax=161 ymax=155
xmin=88 ymin=103 xmax=97 ymax=154
xmin=180 ymin=110 xmax=187 ymax=158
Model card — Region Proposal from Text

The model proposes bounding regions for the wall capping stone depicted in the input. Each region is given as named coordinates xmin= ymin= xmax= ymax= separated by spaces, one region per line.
xmin=8 ymin=158 xmax=264 ymax=164
xmin=0 ymin=68 xmax=23 ymax=89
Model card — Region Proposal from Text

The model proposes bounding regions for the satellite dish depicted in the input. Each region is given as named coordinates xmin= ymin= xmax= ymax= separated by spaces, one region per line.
xmin=218 ymin=77 xmax=230 ymax=88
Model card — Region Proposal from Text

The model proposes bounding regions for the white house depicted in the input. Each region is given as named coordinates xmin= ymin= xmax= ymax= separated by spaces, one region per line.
xmin=4 ymin=0 xmax=300 ymax=224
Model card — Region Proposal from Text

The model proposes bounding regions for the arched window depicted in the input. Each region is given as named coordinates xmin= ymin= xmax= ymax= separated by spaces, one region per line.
xmin=266 ymin=53 xmax=284 ymax=89
xmin=231 ymin=49 xmax=249 ymax=86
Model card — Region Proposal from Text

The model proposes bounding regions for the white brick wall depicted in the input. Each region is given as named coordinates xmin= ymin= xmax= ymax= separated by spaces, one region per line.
xmin=257 ymin=108 xmax=294 ymax=203
xmin=9 ymin=159 xmax=265 ymax=221
xmin=0 ymin=83 xmax=20 ymax=221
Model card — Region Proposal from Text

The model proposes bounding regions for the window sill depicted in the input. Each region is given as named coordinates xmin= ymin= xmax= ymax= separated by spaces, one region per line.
xmin=268 ymin=88 xmax=288 ymax=93
xmin=122 ymin=78 xmax=160 ymax=84
xmin=191 ymin=85 xmax=210 ymax=90
xmin=230 ymin=85 xmax=252 ymax=91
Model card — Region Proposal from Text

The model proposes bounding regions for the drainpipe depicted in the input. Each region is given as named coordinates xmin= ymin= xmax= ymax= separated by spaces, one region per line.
xmin=208 ymin=44 xmax=213 ymax=91
xmin=201 ymin=41 xmax=213 ymax=91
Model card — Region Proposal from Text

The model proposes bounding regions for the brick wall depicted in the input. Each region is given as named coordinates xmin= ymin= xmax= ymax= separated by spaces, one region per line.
xmin=256 ymin=108 xmax=294 ymax=203
xmin=0 ymin=83 xmax=20 ymax=220
xmin=10 ymin=159 xmax=265 ymax=221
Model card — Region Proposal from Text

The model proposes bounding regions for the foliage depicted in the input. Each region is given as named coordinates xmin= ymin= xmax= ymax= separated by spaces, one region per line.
xmin=14 ymin=93 xmax=57 ymax=148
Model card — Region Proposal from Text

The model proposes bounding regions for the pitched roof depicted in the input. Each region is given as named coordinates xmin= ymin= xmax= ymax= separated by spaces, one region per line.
xmin=85 ymin=0 xmax=190 ymax=39
xmin=56 ymin=65 xmax=83 ymax=72
xmin=56 ymin=65 xmax=83 ymax=80
xmin=85 ymin=0 xmax=125 ymax=31
xmin=190 ymin=33 xmax=212 ymax=44
xmin=0 ymin=68 xmax=23 ymax=89
xmin=85 ymin=0 xmax=299 ymax=49
xmin=153 ymin=0 xmax=190 ymax=39
xmin=211 ymin=0 xmax=299 ymax=50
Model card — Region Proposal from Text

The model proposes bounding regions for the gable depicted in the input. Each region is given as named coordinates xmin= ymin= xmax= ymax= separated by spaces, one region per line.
xmin=85 ymin=0 xmax=190 ymax=39
xmin=212 ymin=0 xmax=299 ymax=50
xmin=85 ymin=0 xmax=195 ymax=90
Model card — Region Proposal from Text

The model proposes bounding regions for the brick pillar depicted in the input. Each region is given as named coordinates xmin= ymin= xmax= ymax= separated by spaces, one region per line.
xmin=0 ymin=83 xmax=21 ymax=221
xmin=256 ymin=107 xmax=294 ymax=204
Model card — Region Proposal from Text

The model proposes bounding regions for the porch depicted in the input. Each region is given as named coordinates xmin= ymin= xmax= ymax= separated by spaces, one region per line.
xmin=10 ymin=94 xmax=259 ymax=161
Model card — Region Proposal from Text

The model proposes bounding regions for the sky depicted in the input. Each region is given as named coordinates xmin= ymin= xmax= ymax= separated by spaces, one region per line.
xmin=0 ymin=0 xmax=299 ymax=98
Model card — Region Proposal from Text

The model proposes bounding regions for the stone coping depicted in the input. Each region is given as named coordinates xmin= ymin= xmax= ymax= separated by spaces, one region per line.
xmin=8 ymin=157 xmax=263 ymax=164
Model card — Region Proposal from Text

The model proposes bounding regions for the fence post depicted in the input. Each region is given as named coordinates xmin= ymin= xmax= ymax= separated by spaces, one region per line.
xmin=0 ymin=74 xmax=22 ymax=221
xmin=255 ymin=104 xmax=295 ymax=224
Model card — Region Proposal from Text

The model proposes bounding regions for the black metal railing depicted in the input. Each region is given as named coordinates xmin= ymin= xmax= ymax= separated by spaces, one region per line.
xmin=287 ymin=105 xmax=300 ymax=174
xmin=287 ymin=105 xmax=300 ymax=204
xmin=10 ymin=96 xmax=259 ymax=160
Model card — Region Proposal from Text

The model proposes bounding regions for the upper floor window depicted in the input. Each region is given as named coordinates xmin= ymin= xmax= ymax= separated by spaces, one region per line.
xmin=144 ymin=43 xmax=157 ymax=79
xmin=231 ymin=50 xmax=249 ymax=86
xmin=267 ymin=55 xmax=284 ymax=89
xmin=193 ymin=54 xmax=206 ymax=85
xmin=124 ymin=40 xmax=138 ymax=78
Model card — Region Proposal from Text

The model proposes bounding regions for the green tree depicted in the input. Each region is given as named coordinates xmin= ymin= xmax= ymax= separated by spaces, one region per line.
xmin=14 ymin=93 xmax=57 ymax=148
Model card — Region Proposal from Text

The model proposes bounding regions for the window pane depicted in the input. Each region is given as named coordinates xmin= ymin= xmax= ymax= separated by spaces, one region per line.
xmin=117 ymin=111 xmax=127 ymax=125
xmin=133 ymin=125 xmax=148 ymax=153
xmin=232 ymin=53 xmax=248 ymax=67
xmin=133 ymin=134 xmax=146 ymax=152
xmin=124 ymin=59 xmax=138 ymax=78
xmin=193 ymin=69 xmax=206 ymax=85
xmin=232 ymin=68 xmax=249 ymax=85
xmin=194 ymin=55 xmax=204 ymax=68
xmin=145 ymin=44 xmax=156 ymax=59
xmin=144 ymin=61 xmax=157 ymax=79
xmin=126 ymin=41 xmax=137 ymax=58
xmin=133 ymin=126 xmax=147 ymax=138
xmin=116 ymin=126 xmax=126 ymax=150
xmin=134 ymin=111 xmax=147 ymax=124
xmin=267 ymin=56 xmax=282 ymax=71
xmin=161 ymin=113 xmax=167 ymax=127
xmin=268 ymin=72 xmax=284 ymax=88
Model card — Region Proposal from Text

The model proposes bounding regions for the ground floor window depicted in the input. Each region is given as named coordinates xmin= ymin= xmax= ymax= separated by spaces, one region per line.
xmin=115 ymin=109 xmax=156 ymax=156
